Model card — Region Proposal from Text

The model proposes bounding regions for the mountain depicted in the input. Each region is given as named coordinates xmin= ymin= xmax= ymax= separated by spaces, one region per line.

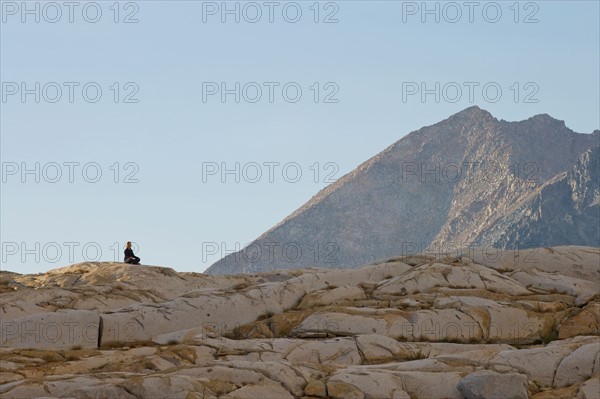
xmin=206 ymin=107 xmax=599 ymax=275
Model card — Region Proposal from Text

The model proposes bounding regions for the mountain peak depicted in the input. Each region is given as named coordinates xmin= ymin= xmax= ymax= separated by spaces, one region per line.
xmin=443 ymin=106 xmax=495 ymax=126
xmin=529 ymin=113 xmax=563 ymax=123
xmin=455 ymin=105 xmax=493 ymax=118
xmin=207 ymin=110 xmax=598 ymax=275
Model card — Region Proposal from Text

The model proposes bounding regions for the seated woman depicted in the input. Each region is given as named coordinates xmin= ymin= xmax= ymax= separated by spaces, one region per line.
xmin=124 ymin=241 xmax=141 ymax=264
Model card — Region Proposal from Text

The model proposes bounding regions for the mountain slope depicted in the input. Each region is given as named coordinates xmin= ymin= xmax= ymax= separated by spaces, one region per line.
xmin=476 ymin=145 xmax=599 ymax=248
xmin=206 ymin=107 xmax=599 ymax=275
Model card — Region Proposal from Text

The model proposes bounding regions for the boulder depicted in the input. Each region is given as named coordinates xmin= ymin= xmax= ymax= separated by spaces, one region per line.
xmin=286 ymin=337 xmax=361 ymax=366
xmin=374 ymin=263 xmax=532 ymax=297
xmin=328 ymin=369 xmax=410 ymax=398
xmin=457 ymin=370 xmax=529 ymax=399
xmin=490 ymin=345 xmax=573 ymax=387
xmin=293 ymin=312 xmax=390 ymax=337
xmin=298 ymin=285 xmax=367 ymax=309
xmin=558 ymin=302 xmax=600 ymax=339
xmin=355 ymin=334 xmax=423 ymax=362
xmin=508 ymin=269 xmax=598 ymax=305
xmin=396 ymin=371 xmax=464 ymax=399
xmin=121 ymin=374 xmax=214 ymax=399
xmin=554 ymin=343 xmax=600 ymax=387
xmin=304 ymin=379 xmax=327 ymax=397
xmin=326 ymin=380 xmax=365 ymax=399
xmin=0 ymin=310 xmax=99 ymax=350
xmin=470 ymin=246 xmax=600 ymax=282
xmin=577 ymin=377 xmax=600 ymax=399
xmin=222 ymin=383 xmax=294 ymax=399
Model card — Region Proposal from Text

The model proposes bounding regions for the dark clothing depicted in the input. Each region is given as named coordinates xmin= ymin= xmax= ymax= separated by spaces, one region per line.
xmin=125 ymin=256 xmax=141 ymax=265
xmin=124 ymin=248 xmax=140 ymax=264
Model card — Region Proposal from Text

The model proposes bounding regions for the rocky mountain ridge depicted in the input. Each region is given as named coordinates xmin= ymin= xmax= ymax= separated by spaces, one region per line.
xmin=207 ymin=107 xmax=599 ymax=275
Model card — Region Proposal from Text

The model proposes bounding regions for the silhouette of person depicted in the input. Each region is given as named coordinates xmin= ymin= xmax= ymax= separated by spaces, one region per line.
xmin=124 ymin=241 xmax=141 ymax=264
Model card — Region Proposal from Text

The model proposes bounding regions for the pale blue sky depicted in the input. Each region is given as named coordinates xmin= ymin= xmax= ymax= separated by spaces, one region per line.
xmin=1 ymin=0 xmax=599 ymax=274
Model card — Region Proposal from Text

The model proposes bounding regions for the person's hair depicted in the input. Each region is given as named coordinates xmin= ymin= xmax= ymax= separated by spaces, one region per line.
xmin=126 ymin=241 xmax=132 ymax=248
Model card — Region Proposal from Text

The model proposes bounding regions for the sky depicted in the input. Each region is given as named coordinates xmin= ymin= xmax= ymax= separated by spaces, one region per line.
xmin=1 ymin=0 xmax=599 ymax=275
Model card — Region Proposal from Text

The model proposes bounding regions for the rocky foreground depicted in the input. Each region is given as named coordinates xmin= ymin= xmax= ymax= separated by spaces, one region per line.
xmin=1 ymin=246 xmax=599 ymax=399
